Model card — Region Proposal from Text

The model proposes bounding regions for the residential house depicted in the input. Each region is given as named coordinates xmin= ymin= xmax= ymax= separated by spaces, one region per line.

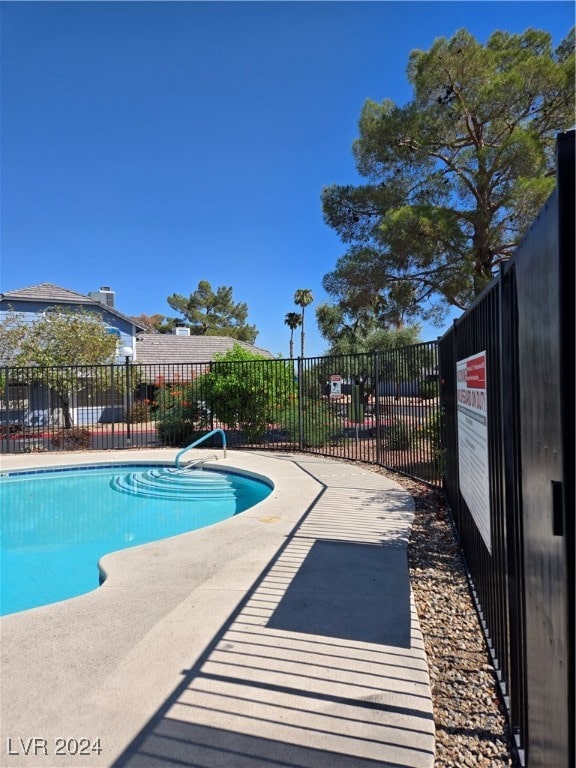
xmin=135 ymin=330 xmax=274 ymax=377
xmin=0 ymin=282 xmax=274 ymax=365
xmin=0 ymin=282 xmax=145 ymax=362
xmin=0 ymin=282 xmax=274 ymax=428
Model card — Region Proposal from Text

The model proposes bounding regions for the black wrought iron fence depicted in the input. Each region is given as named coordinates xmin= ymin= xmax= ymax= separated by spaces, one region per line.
xmin=294 ymin=345 xmax=440 ymax=482
xmin=1 ymin=342 xmax=442 ymax=485
xmin=438 ymin=131 xmax=574 ymax=767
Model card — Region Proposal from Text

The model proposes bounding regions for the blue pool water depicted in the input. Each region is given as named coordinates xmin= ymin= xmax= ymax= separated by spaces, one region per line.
xmin=0 ymin=464 xmax=272 ymax=616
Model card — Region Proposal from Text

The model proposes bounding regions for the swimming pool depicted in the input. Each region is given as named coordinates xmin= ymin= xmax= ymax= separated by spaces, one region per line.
xmin=0 ymin=463 xmax=272 ymax=616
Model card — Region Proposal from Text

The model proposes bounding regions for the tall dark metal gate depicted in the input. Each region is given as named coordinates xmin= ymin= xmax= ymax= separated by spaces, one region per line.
xmin=439 ymin=130 xmax=574 ymax=767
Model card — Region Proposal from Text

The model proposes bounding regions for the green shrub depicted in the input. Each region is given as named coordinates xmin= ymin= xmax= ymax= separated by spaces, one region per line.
xmin=419 ymin=378 xmax=439 ymax=400
xmin=200 ymin=345 xmax=296 ymax=444
xmin=154 ymin=383 xmax=208 ymax=446
xmin=382 ymin=419 xmax=411 ymax=450
xmin=419 ymin=409 xmax=446 ymax=473
xmin=127 ymin=400 xmax=151 ymax=423
xmin=276 ymin=398 xmax=338 ymax=448
xmin=420 ymin=409 xmax=441 ymax=453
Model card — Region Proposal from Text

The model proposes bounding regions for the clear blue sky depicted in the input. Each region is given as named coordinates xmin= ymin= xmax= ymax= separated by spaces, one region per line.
xmin=1 ymin=1 xmax=573 ymax=357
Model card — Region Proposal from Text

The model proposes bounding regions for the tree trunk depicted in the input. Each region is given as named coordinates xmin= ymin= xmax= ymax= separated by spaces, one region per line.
xmin=60 ymin=393 xmax=74 ymax=428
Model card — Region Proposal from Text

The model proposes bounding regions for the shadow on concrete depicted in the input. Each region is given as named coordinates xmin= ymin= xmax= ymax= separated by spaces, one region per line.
xmin=267 ymin=540 xmax=411 ymax=647
xmin=112 ymin=457 xmax=433 ymax=768
xmin=116 ymin=716 xmax=425 ymax=768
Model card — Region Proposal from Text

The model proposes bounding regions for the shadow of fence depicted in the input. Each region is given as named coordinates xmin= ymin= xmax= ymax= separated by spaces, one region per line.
xmin=112 ymin=459 xmax=434 ymax=768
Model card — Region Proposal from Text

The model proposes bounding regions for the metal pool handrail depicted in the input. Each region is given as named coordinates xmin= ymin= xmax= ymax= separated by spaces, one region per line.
xmin=175 ymin=428 xmax=227 ymax=468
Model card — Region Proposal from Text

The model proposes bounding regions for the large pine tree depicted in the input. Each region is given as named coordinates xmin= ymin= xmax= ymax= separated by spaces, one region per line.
xmin=167 ymin=280 xmax=258 ymax=343
xmin=321 ymin=27 xmax=575 ymax=326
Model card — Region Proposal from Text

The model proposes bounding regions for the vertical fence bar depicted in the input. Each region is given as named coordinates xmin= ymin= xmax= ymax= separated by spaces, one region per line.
xmin=110 ymin=363 xmax=116 ymax=449
xmin=2 ymin=366 xmax=10 ymax=450
xmin=500 ymin=263 xmax=527 ymax=754
xmin=297 ymin=358 xmax=304 ymax=451
xmin=373 ymin=353 xmax=381 ymax=466
xmin=125 ymin=357 xmax=132 ymax=447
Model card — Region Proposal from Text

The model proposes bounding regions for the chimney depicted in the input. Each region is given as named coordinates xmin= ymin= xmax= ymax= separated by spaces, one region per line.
xmin=88 ymin=286 xmax=115 ymax=308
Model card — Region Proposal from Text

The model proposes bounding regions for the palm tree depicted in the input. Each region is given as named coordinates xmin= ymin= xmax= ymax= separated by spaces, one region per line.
xmin=284 ymin=312 xmax=302 ymax=359
xmin=294 ymin=288 xmax=314 ymax=357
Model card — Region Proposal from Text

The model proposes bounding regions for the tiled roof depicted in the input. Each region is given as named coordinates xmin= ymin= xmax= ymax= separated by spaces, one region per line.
xmin=0 ymin=283 xmax=146 ymax=331
xmin=0 ymin=283 xmax=94 ymax=303
xmin=134 ymin=334 xmax=275 ymax=366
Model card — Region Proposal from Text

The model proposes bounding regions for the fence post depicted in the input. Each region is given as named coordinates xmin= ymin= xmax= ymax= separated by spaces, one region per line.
xmin=373 ymin=353 xmax=381 ymax=466
xmin=110 ymin=363 xmax=115 ymax=448
xmin=297 ymin=357 xmax=304 ymax=451
xmin=499 ymin=262 xmax=527 ymax=749
xmin=125 ymin=355 xmax=132 ymax=447
xmin=451 ymin=318 xmax=461 ymax=528
xmin=3 ymin=366 xmax=10 ymax=449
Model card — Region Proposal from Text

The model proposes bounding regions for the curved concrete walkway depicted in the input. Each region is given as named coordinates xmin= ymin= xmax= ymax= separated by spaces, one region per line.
xmin=0 ymin=450 xmax=435 ymax=768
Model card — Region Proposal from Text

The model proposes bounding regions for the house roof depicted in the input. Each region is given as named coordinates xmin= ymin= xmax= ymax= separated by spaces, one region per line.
xmin=0 ymin=283 xmax=147 ymax=331
xmin=1 ymin=283 xmax=94 ymax=303
xmin=1 ymin=283 xmax=275 ymax=369
xmin=134 ymin=334 xmax=275 ymax=366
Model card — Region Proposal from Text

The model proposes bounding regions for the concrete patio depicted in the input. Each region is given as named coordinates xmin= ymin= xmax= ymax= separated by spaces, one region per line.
xmin=0 ymin=449 xmax=435 ymax=768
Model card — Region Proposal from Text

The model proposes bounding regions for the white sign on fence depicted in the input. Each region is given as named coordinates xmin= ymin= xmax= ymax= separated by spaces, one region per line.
xmin=329 ymin=375 xmax=342 ymax=398
xmin=456 ymin=351 xmax=491 ymax=553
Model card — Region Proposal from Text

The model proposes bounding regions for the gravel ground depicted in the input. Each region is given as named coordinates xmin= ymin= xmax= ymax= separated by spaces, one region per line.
xmin=337 ymin=459 xmax=521 ymax=768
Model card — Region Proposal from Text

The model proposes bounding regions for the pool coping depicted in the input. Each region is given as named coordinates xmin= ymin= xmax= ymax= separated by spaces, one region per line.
xmin=0 ymin=448 xmax=435 ymax=768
